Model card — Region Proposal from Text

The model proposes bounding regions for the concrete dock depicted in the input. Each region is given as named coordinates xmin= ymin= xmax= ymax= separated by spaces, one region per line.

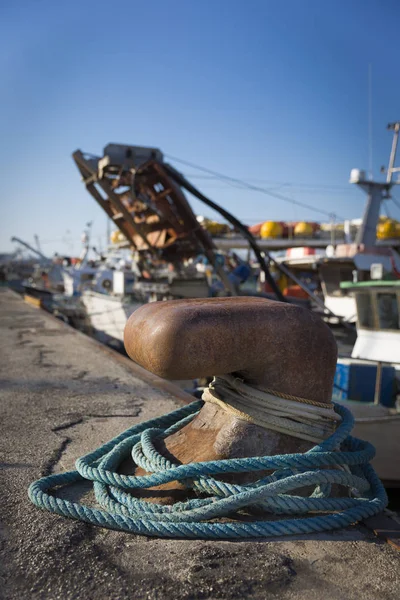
xmin=1 ymin=288 xmax=399 ymax=599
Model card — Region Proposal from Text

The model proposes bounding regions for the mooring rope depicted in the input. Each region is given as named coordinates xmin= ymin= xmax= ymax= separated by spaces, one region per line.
xmin=203 ymin=375 xmax=341 ymax=443
xmin=28 ymin=398 xmax=387 ymax=539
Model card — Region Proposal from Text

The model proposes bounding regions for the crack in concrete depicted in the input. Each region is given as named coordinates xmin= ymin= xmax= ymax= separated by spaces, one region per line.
xmin=41 ymin=437 xmax=72 ymax=477
xmin=72 ymin=370 xmax=88 ymax=380
xmin=17 ymin=330 xmax=32 ymax=346
xmin=45 ymin=408 xmax=143 ymax=472
xmin=33 ymin=347 xmax=55 ymax=369
xmin=51 ymin=409 xmax=143 ymax=433
xmin=52 ymin=419 xmax=85 ymax=432
xmin=85 ymin=410 xmax=142 ymax=418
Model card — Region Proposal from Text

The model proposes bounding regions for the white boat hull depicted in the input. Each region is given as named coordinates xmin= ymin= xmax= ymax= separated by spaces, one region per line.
xmin=81 ymin=291 xmax=143 ymax=344
xmin=338 ymin=400 xmax=400 ymax=484
xmin=352 ymin=328 xmax=400 ymax=366
xmin=324 ymin=295 xmax=356 ymax=323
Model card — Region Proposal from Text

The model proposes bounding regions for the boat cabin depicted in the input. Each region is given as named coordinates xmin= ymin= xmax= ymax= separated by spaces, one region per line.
xmin=340 ymin=280 xmax=400 ymax=365
xmin=275 ymin=251 xmax=357 ymax=322
xmin=277 ymin=245 xmax=400 ymax=323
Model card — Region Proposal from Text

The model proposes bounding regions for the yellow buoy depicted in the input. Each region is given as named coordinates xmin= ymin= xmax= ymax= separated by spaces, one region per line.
xmin=203 ymin=219 xmax=230 ymax=235
xmin=110 ymin=230 xmax=120 ymax=244
xmin=294 ymin=222 xmax=313 ymax=237
xmin=377 ymin=219 xmax=399 ymax=239
xmin=260 ymin=221 xmax=283 ymax=239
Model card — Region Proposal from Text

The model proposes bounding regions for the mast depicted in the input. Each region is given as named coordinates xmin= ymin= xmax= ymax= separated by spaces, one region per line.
xmin=386 ymin=121 xmax=400 ymax=183
xmin=11 ymin=236 xmax=70 ymax=275
xmin=34 ymin=234 xmax=42 ymax=254
xmin=353 ymin=122 xmax=399 ymax=246
xmin=11 ymin=237 xmax=51 ymax=264
xmin=78 ymin=221 xmax=93 ymax=268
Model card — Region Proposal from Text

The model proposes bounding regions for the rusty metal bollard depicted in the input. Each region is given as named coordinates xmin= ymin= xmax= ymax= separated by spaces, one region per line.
xmin=124 ymin=297 xmax=338 ymax=502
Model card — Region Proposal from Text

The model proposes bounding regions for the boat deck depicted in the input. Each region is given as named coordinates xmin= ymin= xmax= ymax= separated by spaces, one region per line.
xmin=1 ymin=288 xmax=399 ymax=599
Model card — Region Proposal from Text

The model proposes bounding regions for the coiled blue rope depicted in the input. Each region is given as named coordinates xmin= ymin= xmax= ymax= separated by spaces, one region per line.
xmin=28 ymin=401 xmax=388 ymax=539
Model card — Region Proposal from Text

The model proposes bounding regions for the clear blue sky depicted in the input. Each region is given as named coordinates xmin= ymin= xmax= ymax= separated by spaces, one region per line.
xmin=1 ymin=0 xmax=399 ymax=256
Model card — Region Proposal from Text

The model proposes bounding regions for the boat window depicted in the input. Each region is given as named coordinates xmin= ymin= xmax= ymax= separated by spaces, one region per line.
xmin=377 ymin=293 xmax=399 ymax=330
xmin=80 ymin=273 xmax=95 ymax=283
xmin=356 ymin=293 xmax=374 ymax=328
xmin=321 ymin=265 xmax=353 ymax=297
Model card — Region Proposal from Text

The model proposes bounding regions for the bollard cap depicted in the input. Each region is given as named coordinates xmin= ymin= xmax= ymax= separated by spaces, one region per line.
xmin=124 ymin=297 xmax=337 ymax=404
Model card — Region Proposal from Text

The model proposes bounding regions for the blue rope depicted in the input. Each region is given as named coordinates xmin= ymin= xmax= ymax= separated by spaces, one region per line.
xmin=28 ymin=401 xmax=388 ymax=539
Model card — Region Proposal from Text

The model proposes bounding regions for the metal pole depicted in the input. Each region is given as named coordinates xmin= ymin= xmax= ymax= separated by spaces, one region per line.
xmin=10 ymin=237 xmax=70 ymax=275
xmin=34 ymin=234 xmax=42 ymax=254
xmin=11 ymin=237 xmax=51 ymax=263
xmin=330 ymin=214 xmax=336 ymax=248
xmin=266 ymin=257 xmax=340 ymax=317
xmin=386 ymin=122 xmax=400 ymax=184
xmin=106 ymin=215 xmax=111 ymax=248
xmin=355 ymin=183 xmax=385 ymax=246
xmin=374 ymin=361 xmax=382 ymax=405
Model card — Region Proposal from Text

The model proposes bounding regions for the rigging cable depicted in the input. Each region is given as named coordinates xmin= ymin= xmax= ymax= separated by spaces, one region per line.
xmin=164 ymin=163 xmax=286 ymax=302
xmin=166 ymin=154 xmax=345 ymax=221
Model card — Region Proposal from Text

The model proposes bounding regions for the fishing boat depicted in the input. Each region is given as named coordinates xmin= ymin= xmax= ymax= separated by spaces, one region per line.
xmin=274 ymin=244 xmax=400 ymax=323
xmin=341 ymin=278 xmax=400 ymax=365
xmin=8 ymin=233 xmax=103 ymax=328
xmin=327 ymin=122 xmax=400 ymax=484
xmin=333 ymin=277 xmax=400 ymax=484
xmin=80 ymin=269 xmax=211 ymax=346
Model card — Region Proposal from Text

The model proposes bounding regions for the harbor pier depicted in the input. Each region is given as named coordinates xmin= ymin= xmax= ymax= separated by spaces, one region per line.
xmin=1 ymin=288 xmax=399 ymax=599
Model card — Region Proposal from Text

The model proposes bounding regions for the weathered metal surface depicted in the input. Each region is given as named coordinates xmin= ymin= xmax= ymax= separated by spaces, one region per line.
xmin=124 ymin=297 xmax=337 ymax=399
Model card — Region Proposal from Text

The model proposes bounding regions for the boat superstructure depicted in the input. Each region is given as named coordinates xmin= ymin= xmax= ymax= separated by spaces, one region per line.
xmin=332 ymin=277 xmax=400 ymax=484
xmin=340 ymin=279 xmax=400 ymax=368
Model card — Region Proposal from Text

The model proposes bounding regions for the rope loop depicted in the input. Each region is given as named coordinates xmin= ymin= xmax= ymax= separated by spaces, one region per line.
xmin=28 ymin=400 xmax=387 ymax=539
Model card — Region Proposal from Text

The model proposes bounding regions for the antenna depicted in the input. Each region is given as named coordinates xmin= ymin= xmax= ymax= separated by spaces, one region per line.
xmin=368 ymin=64 xmax=373 ymax=179
xmin=34 ymin=234 xmax=42 ymax=253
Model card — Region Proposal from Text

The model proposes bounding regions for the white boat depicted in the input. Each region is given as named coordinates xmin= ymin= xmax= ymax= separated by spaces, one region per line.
xmin=340 ymin=400 xmax=400 ymax=485
xmin=81 ymin=270 xmax=211 ymax=346
xmin=80 ymin=290 xmax=143 ymax=345
xmin=329 ymin=122 xmax=400 ymax=484
xmin=341 ymin=279 xmax=400 ymax=366
xmin=335 ymin=279 xmax=400 ymax=485
xmin=61 ymin=265 xmax=115 ymax=297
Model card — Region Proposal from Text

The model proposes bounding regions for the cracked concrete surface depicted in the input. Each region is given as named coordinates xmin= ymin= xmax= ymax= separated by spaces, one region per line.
xmin=0 ymin=288 xmax=399 ymax=600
